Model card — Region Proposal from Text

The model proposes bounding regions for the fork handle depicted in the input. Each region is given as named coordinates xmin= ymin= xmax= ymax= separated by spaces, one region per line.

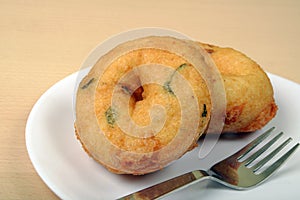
xmin=117 ymin=170 xmax=209 ymax=200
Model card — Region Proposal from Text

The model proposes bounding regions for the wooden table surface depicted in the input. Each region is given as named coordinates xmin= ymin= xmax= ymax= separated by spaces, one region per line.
xmin=1 ymin=0 xmax=299 ymax=199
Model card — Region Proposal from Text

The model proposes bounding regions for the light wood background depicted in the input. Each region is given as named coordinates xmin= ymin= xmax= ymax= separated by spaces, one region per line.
xmin=1 ymin=0 xmax=299 ymax=199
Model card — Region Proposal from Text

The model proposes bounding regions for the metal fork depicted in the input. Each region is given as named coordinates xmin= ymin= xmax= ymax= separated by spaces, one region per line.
xmin=118 ymin=127 xmax=299 ymax=200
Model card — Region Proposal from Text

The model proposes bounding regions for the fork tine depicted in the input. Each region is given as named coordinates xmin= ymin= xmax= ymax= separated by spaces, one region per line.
xmin=260 ymin=143 xmax=299 ymax=177
xmin=252 ymin=138 xmax=292 ymax=172
xmin=243 ymin=132 xmax=283 ymax=166
xmin=238 ymin=127 xmax=275 ymax=160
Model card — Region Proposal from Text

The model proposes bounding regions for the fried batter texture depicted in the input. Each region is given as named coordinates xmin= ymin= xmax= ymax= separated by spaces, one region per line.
xmin=75 ymin=37 xmax=277 ymax=175
xmin=199 ymin=43 xmax=277 ymax=133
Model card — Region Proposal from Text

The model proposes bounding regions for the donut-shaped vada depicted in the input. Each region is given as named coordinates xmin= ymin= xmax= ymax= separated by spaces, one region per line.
xmin=75 ymin=36 xmax=225 ymax=175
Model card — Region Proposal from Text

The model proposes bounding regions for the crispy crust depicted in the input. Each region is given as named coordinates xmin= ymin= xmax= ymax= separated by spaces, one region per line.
xmin=199 ymin=42 xmax=277 ymax=133
xmin=75 ymin=124 xmax=125 ymax=174
xmin=238 ymin=101 xmax=277 ymax=132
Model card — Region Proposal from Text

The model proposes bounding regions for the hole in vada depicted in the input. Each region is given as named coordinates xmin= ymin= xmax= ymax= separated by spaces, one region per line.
xmin=132 ymin=86 xmax=144 ymax=102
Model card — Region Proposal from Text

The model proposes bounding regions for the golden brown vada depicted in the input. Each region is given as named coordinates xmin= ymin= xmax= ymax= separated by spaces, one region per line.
xmin=199 ymin=43 xmax=277 ymax=133
xmin=75 ymin=36 xmax=277 ymax=175
xmin=75 ymin=37 xmax=213 ymax=175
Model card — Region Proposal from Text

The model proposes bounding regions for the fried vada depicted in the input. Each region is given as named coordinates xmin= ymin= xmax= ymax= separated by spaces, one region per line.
xmin=199 ymin=43 xmax=277 ymax=133
xmin=75 ymin=36 xmax=277 ymax=175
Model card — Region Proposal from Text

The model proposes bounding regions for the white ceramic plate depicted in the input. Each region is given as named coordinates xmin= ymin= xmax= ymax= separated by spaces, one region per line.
xmin=26 ymin=71 xmax=300 ymax=200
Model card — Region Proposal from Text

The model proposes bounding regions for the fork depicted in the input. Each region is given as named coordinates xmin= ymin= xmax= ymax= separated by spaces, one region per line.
xmin=118 ymin=127 xmax=299 ymax=200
